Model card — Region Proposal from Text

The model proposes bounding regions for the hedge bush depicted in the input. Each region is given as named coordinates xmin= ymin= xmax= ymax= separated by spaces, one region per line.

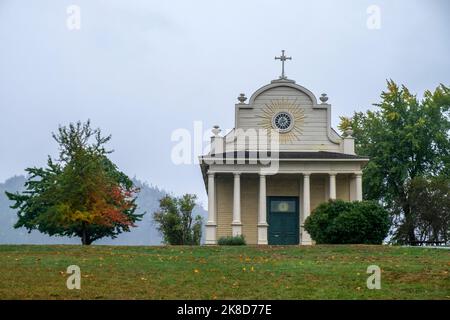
xmin=304 ymin=200 xmax=390 ymax=244
xmin=217 ymin=235 xmax=246 ymax=246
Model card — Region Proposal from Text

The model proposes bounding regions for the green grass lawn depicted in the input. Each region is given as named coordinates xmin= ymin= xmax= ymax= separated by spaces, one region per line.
xmin=0 ymin=244 xmax=448 ymax=300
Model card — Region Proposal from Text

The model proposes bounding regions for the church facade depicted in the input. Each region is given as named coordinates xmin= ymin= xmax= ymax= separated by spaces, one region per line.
xmin=199 ymin=51 xmax=369 ymax=245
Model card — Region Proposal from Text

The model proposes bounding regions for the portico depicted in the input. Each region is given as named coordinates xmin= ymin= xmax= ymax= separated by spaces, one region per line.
xmin=202 ymin=156 xmax=366 ymax=245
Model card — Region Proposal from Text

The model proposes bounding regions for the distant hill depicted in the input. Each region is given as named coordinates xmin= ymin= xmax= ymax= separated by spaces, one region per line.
xmin=0 ymin=176 xmax=207 ymax=245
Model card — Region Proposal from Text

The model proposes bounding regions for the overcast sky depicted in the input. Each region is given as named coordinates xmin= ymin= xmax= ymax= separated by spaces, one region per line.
xmin=0 ymin=0 xmax=449 ymax=207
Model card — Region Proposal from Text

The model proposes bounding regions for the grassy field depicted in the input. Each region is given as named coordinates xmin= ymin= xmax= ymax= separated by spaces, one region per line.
xmin=0 ymin=244 xmax=448 ymax=300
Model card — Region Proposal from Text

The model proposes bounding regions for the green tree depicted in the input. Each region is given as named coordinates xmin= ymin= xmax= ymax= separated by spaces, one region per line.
xmin=153 ymin=194 xmax=202 ymax=245
xmin=404 ymin=176 xmax=450 ymax=245
xmin=6 ymin=120 xmax=143 ymax=245
xmin=340 ymin=81 xmax=450 ymax=244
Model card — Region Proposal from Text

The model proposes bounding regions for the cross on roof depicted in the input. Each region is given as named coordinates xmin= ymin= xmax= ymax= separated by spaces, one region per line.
xmin=275 ymin=50 xmax=292 ymax=80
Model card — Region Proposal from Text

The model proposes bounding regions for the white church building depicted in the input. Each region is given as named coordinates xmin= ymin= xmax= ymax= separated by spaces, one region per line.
xmin=199 ymin=51 xmax=369 ymax=245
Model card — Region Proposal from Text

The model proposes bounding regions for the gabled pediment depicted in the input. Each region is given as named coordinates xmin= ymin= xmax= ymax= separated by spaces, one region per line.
xmin=233 ymin=79 xmax=342 ymax=152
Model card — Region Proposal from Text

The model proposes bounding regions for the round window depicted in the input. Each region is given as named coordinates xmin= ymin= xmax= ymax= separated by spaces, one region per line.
xmin=272 ymin=112 xmax=294 ymax=132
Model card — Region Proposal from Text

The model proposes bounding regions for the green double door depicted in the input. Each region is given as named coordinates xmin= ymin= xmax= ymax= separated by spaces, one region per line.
xmin=267 ymin=196 xmax=299 ymax=245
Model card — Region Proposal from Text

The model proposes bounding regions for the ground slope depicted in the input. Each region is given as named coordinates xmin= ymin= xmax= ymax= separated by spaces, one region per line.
xmin=0 ymin=245 xmax=448 ymax=299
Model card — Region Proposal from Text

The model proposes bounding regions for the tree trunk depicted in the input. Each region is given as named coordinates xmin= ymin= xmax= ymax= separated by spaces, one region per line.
xmin=81 ymin=222 xmax=91 ymax=245
xmin=402 ymin=203 xmax=417 ymax=245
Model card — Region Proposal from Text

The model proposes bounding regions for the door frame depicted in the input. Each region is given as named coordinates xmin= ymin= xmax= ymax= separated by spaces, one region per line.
xmin=267 ymin=196 xmax=300 ymax=245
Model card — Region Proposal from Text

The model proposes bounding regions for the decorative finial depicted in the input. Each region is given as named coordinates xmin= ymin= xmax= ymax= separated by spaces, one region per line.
xmin=212 ymin=125 xmax=221 ymax=137
xmin=320 ymin=93 xmax=329 ymax=104
xmin=275 ymin=50 xmax=292 ymax=80
xmin=344 ymin=127 xmax=354 ymax=138
xmin=237 ymin=93 xmax=247 ymax=104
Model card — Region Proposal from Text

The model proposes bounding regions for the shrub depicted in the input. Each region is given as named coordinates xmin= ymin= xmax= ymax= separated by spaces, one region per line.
xmin=217 ymin=235 xmax=246 ymax=246
xmin=153 ymin=194 xmax=202 ymax=245
xmin=304 ymin=200 xmax=390 ymax=244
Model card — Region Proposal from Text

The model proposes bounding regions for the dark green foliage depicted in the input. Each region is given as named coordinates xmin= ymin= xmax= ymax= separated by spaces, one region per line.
xmin=395 ymin=176 xmax=450 ymax=245
xmin=217 ymin=235 xmax=246 ymax=246
xmin=153 ymin=194 xmax=202 ymax=245
xmin=341 ymin=82 xmax=450 ymax=244
xmin=304 ymin=200 xmax=391 ymax=244
xmin=303 ymin=200 xmax=352 ymax=244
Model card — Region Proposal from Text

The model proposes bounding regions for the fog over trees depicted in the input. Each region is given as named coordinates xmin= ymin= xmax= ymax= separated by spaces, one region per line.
xmin=0 ymin=176 xmax=207 ymax=245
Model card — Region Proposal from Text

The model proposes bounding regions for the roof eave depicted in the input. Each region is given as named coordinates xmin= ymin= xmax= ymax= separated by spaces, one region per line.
xmin=199 ymin=157 xmax=370 ymax=162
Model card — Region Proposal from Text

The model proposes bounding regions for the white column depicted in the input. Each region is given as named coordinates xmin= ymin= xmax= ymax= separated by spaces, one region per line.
xmin=301 ymin=173 xmax=312 ymax=245
xmin=329 ymin=173 xmax=337 ymax=200
xmin=257 ymin=174 xmax=268 ymax=245
xmin=205 ymin=172 xmax=217 ymax=244
xmin=298 ymin=175 xmax=303 ymax=244
xmin=349 ymin=175 xmax=356 ymax=201
xmin=232 ymin=172 xmax=242 ymax=236
xmin=355 ymin=173 xmax=363 ymax=201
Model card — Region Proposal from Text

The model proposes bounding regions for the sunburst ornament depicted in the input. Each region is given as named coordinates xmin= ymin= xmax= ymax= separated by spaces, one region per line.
xmin=257 ymin=98 xmax=306 ymax=143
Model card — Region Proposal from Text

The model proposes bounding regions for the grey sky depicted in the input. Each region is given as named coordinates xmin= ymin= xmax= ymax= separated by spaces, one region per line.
xmin=0 ymin=0 xmax=449 ymax=207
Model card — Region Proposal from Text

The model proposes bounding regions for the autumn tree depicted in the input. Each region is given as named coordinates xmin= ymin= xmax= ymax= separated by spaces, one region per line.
xmin=6 ymin=121 xmax=143 ymax=245
xmin=340 ymin=81 xmax=450 ymax=244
